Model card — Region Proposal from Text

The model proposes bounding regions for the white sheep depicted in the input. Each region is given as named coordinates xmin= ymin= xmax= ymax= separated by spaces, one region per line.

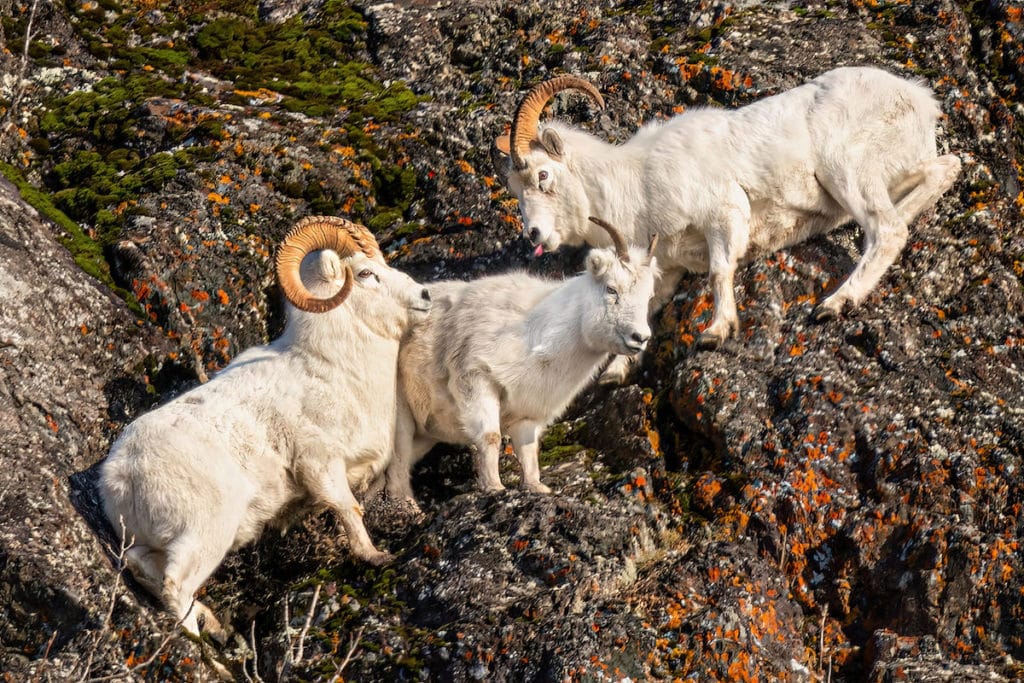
xmin=99 ymin=216 xmax=431 ymax=639
xmin=494 ymin=69 xmax=961 ymax=350
xmin=385 ymin=217 xmax=658 ymax=509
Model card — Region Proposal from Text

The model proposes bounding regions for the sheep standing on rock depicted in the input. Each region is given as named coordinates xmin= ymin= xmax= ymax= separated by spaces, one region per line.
xmin=385 ymin=218 xmax=658 ymax=510
xmin=494 ymin=69 xmax=961 ymax=351
xmin=99 ymin=216 xmax=431 ymax=639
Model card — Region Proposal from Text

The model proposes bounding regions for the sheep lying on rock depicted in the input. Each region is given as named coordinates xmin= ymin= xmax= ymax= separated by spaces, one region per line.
xmin=494 ymin=69 xmax=961 ymax=350
xmin=99 ymin=216 xmax=431 ymax=638
xmin=385 ymin=217 xmax=658 ymax=510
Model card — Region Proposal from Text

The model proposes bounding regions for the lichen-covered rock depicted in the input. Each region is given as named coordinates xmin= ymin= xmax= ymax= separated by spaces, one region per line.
xmin=0 ymin=0 xmax=1022 ymax=680
xmin=0 ymin=177 xmax=206 ymax=679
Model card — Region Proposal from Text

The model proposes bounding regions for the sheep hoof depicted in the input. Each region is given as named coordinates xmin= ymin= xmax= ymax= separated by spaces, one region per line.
xmin=525 ymin=482 xmax=552 ymax=494
xmin=364 ymin=550 xmax=396 ymax=567
xmin=695 ymin=332 xmax=723 ymax=351
xmin=811 ymin=303 xmax=839 ymax=323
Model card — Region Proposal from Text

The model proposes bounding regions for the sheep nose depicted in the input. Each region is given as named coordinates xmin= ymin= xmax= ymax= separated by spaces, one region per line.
xmin=421 ymin=289 xmax=431 ymax=302
xmin=630 ymin=331 xmax=650 ymax=345
xmin=527 ymin=227 xmax=541 ymax=244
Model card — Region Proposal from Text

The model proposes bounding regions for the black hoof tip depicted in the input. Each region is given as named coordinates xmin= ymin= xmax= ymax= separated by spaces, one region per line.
xmin=695 ymin=333 xmax=723 ymax=351
xmin=811 ymin=305 xmax=837 ymax=323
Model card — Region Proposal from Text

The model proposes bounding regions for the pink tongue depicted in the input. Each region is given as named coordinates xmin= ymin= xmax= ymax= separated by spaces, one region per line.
xmin=533 ymin=244 xmax=544 ymax=257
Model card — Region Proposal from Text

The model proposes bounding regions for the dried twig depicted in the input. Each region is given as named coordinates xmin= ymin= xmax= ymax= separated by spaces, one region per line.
xmin=243 ymin=619 xmax=265 ymax=683
xmin=817 ymin=603 xmax=830 ymax=683
xmin=778 ymin=527 xmax=788 ymax=574
xmin=77 ymin=517 xmax=135 ymax=682
xmin=292 ymin=583 xmax=321 ymax=665
xmin=329 ymin=626 xmax=364 ymax=683
xmin=1 ymin=0 xmax=40 ymax=145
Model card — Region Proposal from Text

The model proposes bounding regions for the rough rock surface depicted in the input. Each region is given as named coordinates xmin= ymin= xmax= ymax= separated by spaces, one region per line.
xmin=0 ymin=0 xmax=1022 ymax=680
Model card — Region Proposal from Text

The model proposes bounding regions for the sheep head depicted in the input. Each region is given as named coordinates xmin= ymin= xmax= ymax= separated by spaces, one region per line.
xmin=492 ymin=76 xmax=604 ymax=256
xmin=581 ymin=217 xmax=659 ymax=357
xmin=277 ymin=216 xmax=432 ymax=339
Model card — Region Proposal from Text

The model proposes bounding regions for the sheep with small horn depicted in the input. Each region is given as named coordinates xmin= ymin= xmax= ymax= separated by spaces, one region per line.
xmin=384 ymin=217 xmax=658 ymax=510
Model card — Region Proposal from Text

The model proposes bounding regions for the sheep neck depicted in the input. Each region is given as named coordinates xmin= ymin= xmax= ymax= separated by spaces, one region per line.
xmin=522 ymin=276 xmax=606 ymax=371
xmin=563 ymin=126 xmax=650 ymax=243
xmin=280 ymin=309 xmax=400 ymax=375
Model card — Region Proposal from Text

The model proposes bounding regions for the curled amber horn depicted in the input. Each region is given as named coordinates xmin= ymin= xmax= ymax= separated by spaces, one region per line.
xmin=510 ymin=75 xmax=604 ymax=169
xmin=276 ymin=216 xmax=381 ymax=313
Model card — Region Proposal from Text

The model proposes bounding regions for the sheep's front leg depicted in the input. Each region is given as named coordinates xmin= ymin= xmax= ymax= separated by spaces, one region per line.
xmin=653 ymin=267 xmax=687 ymax=312
xmin=302 ymin=456 xmax=393 ymax=565
xmin=463 ymin=392 xmax=505 ymax=492
xmin=509 ymin=421 xmax=551 ymax=494
xmin=599 ymin=354 xmax=634 ymax=385
xmin=698 ymin=200 xmax=750 ymax=349
xmin=384 ymin=397 xmax=433 ymax=515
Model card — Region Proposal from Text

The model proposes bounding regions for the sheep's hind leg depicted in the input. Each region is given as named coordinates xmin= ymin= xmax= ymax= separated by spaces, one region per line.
xmin=124 ymin=545 xmax=167 ymax=599
xmin=813 ymin=156 xmax=959 ymax=321
xmin=161 ymin=532 xmax=231 ymax=644
xmin=509 ymin=422 xmax=550 ymax=494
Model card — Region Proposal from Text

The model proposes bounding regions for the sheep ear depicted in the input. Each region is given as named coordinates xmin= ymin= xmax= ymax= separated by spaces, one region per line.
xmin=585 ymin=248 xmax=615 ymax=279
xmin=538 ymin=128 xmax=564 ymax=159
xmin=491 ymin=135 xmax=512 ymax=183
xmin=309 ymin=250 xmax=345 ymax=284
xmin=648 ymin=233 xmax=659 ymax=258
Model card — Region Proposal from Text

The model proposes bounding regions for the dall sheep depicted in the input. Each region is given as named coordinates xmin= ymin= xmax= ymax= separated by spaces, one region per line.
xmin=494 ymin=69 xmax=961 ymax=350
xmin=385 ymin=218 xmax=658 ymax=509
xmin=99 ymin=216 xmax=431 ymax=638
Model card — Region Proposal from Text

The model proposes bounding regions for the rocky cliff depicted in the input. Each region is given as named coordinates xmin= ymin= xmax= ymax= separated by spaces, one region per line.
xmin=0 ymin=0 xmax=1021 ymax=680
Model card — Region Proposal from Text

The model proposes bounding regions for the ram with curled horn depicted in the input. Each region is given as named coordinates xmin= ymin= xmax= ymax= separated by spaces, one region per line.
xmin=493 ymin=68 xmax=960 ymax=358
xmin=99 ymin=216 xmax=431 ymax=644
xmin=383 ymin=216 xmax=659 ymax=512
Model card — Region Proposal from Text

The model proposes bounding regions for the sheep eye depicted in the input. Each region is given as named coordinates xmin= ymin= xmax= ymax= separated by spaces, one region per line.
xmin=606 ymin=286 xmax=618 ymax=297
xmin=358 ymin=269 xmax=374 ymax=279
xmin=537 ymin=170 xmax=548 ymax=182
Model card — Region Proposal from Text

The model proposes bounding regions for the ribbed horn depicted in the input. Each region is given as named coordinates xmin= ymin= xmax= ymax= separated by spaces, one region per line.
xmin=276 ymin=216 xmax=380 ymax=313
xmin=588 ymin=216 xmax=630 ymax=263
xmin=510 ymin=75 xmax=604 ymax=169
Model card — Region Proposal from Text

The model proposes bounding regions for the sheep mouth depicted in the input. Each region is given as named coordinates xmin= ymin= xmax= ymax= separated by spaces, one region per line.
xmin=620 ymin=336 xmax=646 ymax=355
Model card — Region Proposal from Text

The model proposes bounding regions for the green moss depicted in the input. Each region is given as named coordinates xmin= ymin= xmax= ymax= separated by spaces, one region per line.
xmin=393 ymin=222 xmax=423 ymax=239
xmin=0 ymin=161 xmax=142 ymax=316
xmin=687 ymin=52 xmax=719 ymax=66
xmin=374 ymin=163 xmax=416 ymax=209
xmin=368 ymin=210 xmax=403 ymax=232
xmin=649 ymin=36 xmax=671 ymax=53
xmin=305 ymin=564 xmax=444 ymax=679
xmin=540 ymin=444 xmax=586 ymax=468
xmin=541 ymin=422 xmax=572 ymax=450
xmin=48 ymin=149 xmax=184 ymax=242
xmin=539 ymin=421 xmax=587 ymax=467
xmin=189 ymin=12 xmax=423 ymax=122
